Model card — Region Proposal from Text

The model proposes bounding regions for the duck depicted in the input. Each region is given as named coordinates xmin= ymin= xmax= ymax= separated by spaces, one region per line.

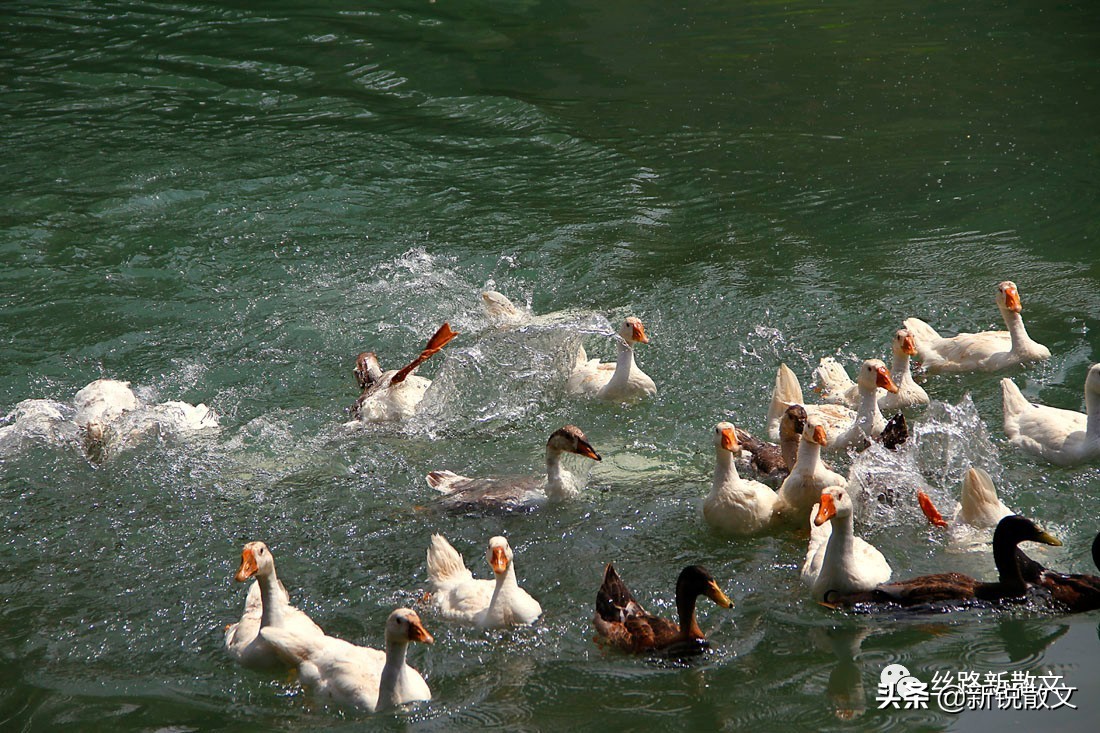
xmin=425 ymin=535 xmax=542 ymax=627
xmin=903 ymin=280 xmax=1050 ymax=374
xmin=774 ymin=420 xmax=849 ymax=523
xmin=351 ymin=322 xmax=458 ymax=423
xmin=814 ymin=330 xmax=929 ymax=412
xmin=426 ymin=425 xmax=601 ymax=511
xmin=800 ymin=487 xmax=892 ymax=601
xmin=481 ymin=290 xmax=528 ymax=326
xmin=823 ymin=515 xmax=1062 ymax=609
xmin=593 ymin=564 xmax=733 ymax=656
xmin=767 ymin=360 xmax=898 ymax=450
xmin=703 ymin=422 xmax=779 ymax=535
xmin=225 ymin=541 xmax=326 ymax=671
xmin=567 ymin=316 xmax=656 ymax=402
xmin=1015 ymin=532 xmax=1100 ymax=613
xmin=954 ymin=467 xmax=1014 ymax=528
xmin=73 ymin=379 xmax=140 ymax=459
xmin=1002 ymin=363 xmax=1100 ymax=466
xmin=734 ymin=404 xmax=807 ymax=485
xmin=260 ymin=608 xmax=433 ymax=712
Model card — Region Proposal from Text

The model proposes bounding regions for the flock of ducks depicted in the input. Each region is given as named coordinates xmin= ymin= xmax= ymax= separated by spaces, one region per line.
xmin=6 ymin=281 xmax=1100 ymax=715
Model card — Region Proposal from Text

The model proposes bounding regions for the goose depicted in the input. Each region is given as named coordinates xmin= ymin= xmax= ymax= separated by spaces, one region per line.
xmin=225 ymin=541 xmax=325 ymax=671
xmin=903 ymin=281 xmax=1050 ymax=374
xmin=734 ymin=404 xmax=807 ymax=485
xmin=1015 ymin=532 xmax=1100 ymax=613
xmin=426 ymin=425 xmax=601 ymax=511
xmin=954 ymin=467 xmax=1014 ymax=528
xmin=774 ymin=420 xmax=849 ymax=523
xmin=481 ymin=290 xmax=528 ymax=326
xmin=567 ymin=317 xmax=656 ymax=402
xmin=814 ymin=329 xmax=929 ymax=411
xmin=801 ymin=487 xmax=892 ymax=601
xmin=593 ymin=564 xmax=733 ymax=656
xmin=351 ymin=322 xmax=458 ymax=422
xmin=73 ymin=379 xmax=139 ymax=459
xmin=261 ymin=608 xmax=433 ymax=712
xmin=702 ymin=422 xmax=779 ymax=535
xmin=1002 ymin=364 xmax=1100 ymax=466
xmin=767 ymin=360 xmax=898 ymax=450
xmin=823 ymin=515 xmax=1062 ymax=609
xmin=425 ymin=535 xmax=542 ymax=627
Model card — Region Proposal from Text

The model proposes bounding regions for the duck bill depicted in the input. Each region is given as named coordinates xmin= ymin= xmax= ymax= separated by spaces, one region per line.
xmin=1037 ymin=530 xmax=1062 ymax=547
xmin=235 ymin=547 xmax=258 ymax=582
xmin=814 ymin=494 xmax=837 ymax=526
xmin=631 ymin=322 xmax=649 ymax=344
xmin=408 ymin=617 xmax=435 ymax=645
xmin=490 ymin=546 xmax=510 ymax=574
xmin=902 ymin=333 xmax=917 ymax=356
xmin=812 ymin=425 xmax=828 ymax=446
xmin=575 ymin=440 xmax=602 ymax=461
xmin=720 ymin=427 xmax=738 ymax=452
xmin=875 ymin=366 xmax=900 ymax=394
xmin=705 ymin=581 xmax=734 ymax=608
xmin=1004 ymin=286 xmax=1022 ymax=313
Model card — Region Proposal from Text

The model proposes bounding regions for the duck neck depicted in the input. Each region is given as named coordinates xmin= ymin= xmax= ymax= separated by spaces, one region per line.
xmin=1086 ymin=387 xmax=1100 ymax=440
xmin=676 ymin=592 xmax=704 ymax=640
xmin=890 ymin=352 xmax=913 ymax=387
xmin=545 ymin=448 xmax=575 ymax=500
xmin=824 ymin=513 xmax=855 ymax=567
xmin=795 ymin=438 xmax=821 ymax=476
xmin=377 ymin=637 xmax=410 ymax=711
xmin=993 ymin=536 xmax=1027 ymax=591
xmin=779 ymin=426 xmax=801 ymax=468
xmin=1002 ymin=309 xmax=1033 ymax=350
xmin=711 ymin=446 xmax=738 ymax=495
xmin=487 ymin=566 xmax=518 ymax=618
xmin=855 ymin=385 xmax=881 ymax=432
xmin=606 ymin=340 xmax=637 ymax=389
xmin=257 ymin=569 xmax=287 ymax=628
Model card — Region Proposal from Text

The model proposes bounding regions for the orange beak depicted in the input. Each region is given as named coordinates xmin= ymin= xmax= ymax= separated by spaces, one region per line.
xmin=814 ymin=493 xmax=837 ymax=526
xmin=235 ymin=547 xmax=258 ymax=582
xmin=876 ymin=366 xmax=899 ymax=394
xmin=631 ymin=322 xmax=649 ymax=344
xmin=902 ymin=333 xmax=917 ymax=356
xmin=407 ymin=616 xmax=434 ymax=644
xmin=720 ymin=427 xmax=738 ymax=452
xmin=1004 ymin=285 xmax=1022 ymax=313
xmin=490 ymin=546 xmax=509 ymax=574
xmin=812 ymin=424 xmax=828 ymax=445
xmin=575 ymin=439 xmax=602 ymax=461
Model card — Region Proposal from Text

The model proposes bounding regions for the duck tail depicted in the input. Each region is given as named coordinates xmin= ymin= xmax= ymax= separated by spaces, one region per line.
xmin=813 ymin=357 xmax=853 ymax=403
xmin=1000 ymin=378 xmax=1030 ymax=437
xmin=902 ymin=317 xmax=941 ymax=346
xmin=767 ymin=363 xmax=804 ymax=440
xmin=960 ymin=467 xmax=998 ymax=520
xmin=426 ymin=534 xmax=468 ymax=585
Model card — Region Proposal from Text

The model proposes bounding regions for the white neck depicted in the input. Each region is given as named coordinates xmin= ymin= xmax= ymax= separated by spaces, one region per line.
xmin=824 ymin=513 xmax=855 ymax=568
xmin=377 ymin=638 xmax=410 ymax=711
xmin=1002 ymin=309 xmax=1033 ymax=350
xmin=545 ymin=449 xmax=577 ymax=500
xmin=711 ymin=446 xmax=739 ymax=497
xmin=794 ymin=438 xmax=821 ymax=476
xmin=855 ymin=382 xmax=882 ymax=432
xmin=1087 ymin=386 xmax=1100 ymax=440
xmin=605 ymin=340 xmax=637 ymax=389
xmin=890 ymin=352 xmax=913 ymax=387
xmin=486 ymin=566 xmax=519 ymax=622
xmin=257 ymin=568 xmax=286 ymax=628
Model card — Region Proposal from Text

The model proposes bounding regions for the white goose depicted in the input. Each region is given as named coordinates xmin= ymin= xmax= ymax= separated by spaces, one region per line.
xmin=768 ymin=360 xmax=898 ymax=450
xmin=351 ymin=322 xmax=458 ymax=423
xmin=904 ymin=280 xmax=1050 ymax=373
xmin=774 ymin=420 xmax=849 ymax=523
xmin=955 ymin=466 xmax=1014 ymax=528
xmin=814 ymin=329 xmax=929 ymax=411
xmin=425 ymin=535 xmax=542 ymax=627
xmin=426 ymin=425 xmax=601 ymax=511
xmin=801 ymin=487 xmax=892 ymax=601
xmin=1002 ymin=363 xmax=1100 ymax=466
xmin=225 ymin=541 xmax=325 ymax=671
xmin=567 ymin=316 xmax=656 ymax=402
xmin=702 ymin=422 xmax=778 ymax=535
xmin=261 ymin=608 xmax=433 ymax=712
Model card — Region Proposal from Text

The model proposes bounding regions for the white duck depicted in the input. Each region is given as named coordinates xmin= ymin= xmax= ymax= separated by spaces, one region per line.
xmin=800 ymin=487 xmax=892 ymax=602
xmin=261 ymin=608 xmax=433 ymax=712
xmin=351 ymin=322 xmax=458 ymax=423
xmin=224 ymin=541 xmax=325 ymax=671
xmin=814 ymin=329 xmax=929 ymax=412
xmin=904 ymin=280 xmax=1050 ymax=373
xmin=702 ymin=422 xmax=778 ymax=535
xmin=768 ymin=361 xmax=898 ymax=450
xmin=73 ymin=379 xmax=139 ymax=455
xmin=955 ymin=466 xmax=1015 ymax=528
xmin=481 ymin=290 xmax=528 ymax=326
xmin=567 ymin=316 xmax=656 ymax=402
xmin=774 ymin=420 xmax=849 ymax=523
xmin=1002 ymin=363 xmax=1100 ymax=466
xmin=426 ymin=425 xmax=601 ymax=510
xmin=425 ymin=535 xmax=542 ymax=627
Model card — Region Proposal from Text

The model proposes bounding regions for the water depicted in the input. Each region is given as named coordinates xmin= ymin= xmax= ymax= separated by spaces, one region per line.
xmin=2 ymin=0 xmax=1100 ymax=730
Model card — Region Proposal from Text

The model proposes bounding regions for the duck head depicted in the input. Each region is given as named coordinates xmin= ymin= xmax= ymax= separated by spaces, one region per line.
xmin=487 ymin=536 xmax=513 ymax=576
xmin=992 ymin=515 xmax=1061 ymax=549
xmin=235 ymin=541 xmax=275 ymax=582
xmin=803 ymin=418 xmax=829 ymax=447
xmin=780 ymin=404 xmax=808 ymax=440
xmin=893 ymin=329 xmax=917 ymax=357
xmin=997 ymin=281 xmax=1022 ymax=313
xmin=857 ymin=359 xmax=899 ymax=394
xmin=619 ymin=316 xmax=650 ymax=345
xmin=547 ymin=425 xmax=602 ymax=461
xmin=386 ymin=608 xmax=434 ymax=645
xmin=676 ymin=565 xmax=734 ymax=609
xmin=354 ymin=352 xmax=384 ymax=389
xmin=714 ymin=422 xmax=739 ymax=453
xmin=814 ymin=486 xmax=853 ymax=526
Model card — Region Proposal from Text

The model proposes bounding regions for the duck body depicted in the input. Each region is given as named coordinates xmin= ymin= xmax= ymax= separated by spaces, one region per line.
xmin=1016 ymin=533 xmax=1100 ymax=613
xmin=703 ymin=422 xmax=778 ymax=535
xmin=801 ymin=488 xmax=892 ymax=601
xmin=427 ymin=425 xmax=601 ymax=511
xmin=351 ymin=323 xmax=457 ymax=423
xmin=568 ymin=317 xmax=656 ymax=402
xmin=814 ymin=330 xmax=929 ymax=411
xmin=904 ymin=281 xmax=1049 ymax=374
xmin=225 ymin=542 xmax=326 ymax=671
xmin=260 ymin=608 xmax=432 ymax=712
xmin=954 ymin=467 xmax=1014 ymax=528
xmin=774 ymin=421 xmax=849 ymax=523
xmin=1002 ymin=364 xmax=1100 ymax=466
xmin=425 ymin=535 xmax=542 ymax=627
xmin=734 ymin=404 xmax=806 ymax=485
xmin=593 ymin=564 xmax=732 ymax=656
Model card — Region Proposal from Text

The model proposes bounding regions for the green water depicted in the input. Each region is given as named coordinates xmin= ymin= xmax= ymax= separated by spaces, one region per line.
xmin=3 ymin=1 xmax=1100 ymax=730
